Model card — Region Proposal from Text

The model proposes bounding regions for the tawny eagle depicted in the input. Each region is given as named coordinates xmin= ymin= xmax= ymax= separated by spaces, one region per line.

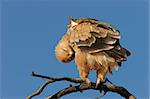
xmin=55 ymin=17 xmax=131 ymax=87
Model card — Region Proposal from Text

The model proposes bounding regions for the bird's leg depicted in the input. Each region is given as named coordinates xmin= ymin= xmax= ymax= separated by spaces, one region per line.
xmin=79 ymin=69 xmax=91 ymax=86
xmin=96 ymin=75 xmax=104 ymax=88
xmin=96 ymin=70 xmax=107 ymax=88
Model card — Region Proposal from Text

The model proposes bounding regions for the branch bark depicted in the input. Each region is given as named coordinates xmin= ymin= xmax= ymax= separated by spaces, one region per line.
xmin=27 ymin=72 xmax=136 ymax=99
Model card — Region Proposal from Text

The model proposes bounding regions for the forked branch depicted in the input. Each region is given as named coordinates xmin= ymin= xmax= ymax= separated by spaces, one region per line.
xmin=27 ymin=72 xmax=136 ymax=99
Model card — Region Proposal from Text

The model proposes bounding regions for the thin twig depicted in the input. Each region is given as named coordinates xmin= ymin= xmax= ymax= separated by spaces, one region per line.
xmin=32 ymin=72 xmax=83 ymax=83
xmin=27 ymin=80 xmax=54 ymax=99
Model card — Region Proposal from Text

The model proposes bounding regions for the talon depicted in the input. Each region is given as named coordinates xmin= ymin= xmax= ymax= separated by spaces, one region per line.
xmin=80 ymin=78 xmax=91 ymax=89
xmin=85 ymin=78 xmax=91 ymax=86
xmin=96 ymin=78 xmax=101 ymax=88
xmin=86 ymin=78 xmax=91 ymax=84
xmin=96 ymin=83 xmax=100 ymax=88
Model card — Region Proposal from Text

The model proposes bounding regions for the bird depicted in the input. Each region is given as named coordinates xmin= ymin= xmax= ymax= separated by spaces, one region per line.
xmin=55 ymin=16 xmax=131 ymax=87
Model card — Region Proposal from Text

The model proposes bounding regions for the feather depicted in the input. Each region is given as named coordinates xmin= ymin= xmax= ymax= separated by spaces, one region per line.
xmin=68 ymin=19 xmax=120 ymax=54
xmin=102 ymin=36 xmax=117 ymax=45
xmin=76 ymin=36 xmax=96 ymax=47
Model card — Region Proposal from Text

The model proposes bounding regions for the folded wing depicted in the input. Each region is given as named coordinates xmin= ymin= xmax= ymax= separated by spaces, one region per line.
xmin=68 ymin=18 xmax=130 ymax=63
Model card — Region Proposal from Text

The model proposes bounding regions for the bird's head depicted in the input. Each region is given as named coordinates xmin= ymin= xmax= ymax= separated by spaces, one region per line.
xmin=55 ymin=35 xmax=75 ymax=63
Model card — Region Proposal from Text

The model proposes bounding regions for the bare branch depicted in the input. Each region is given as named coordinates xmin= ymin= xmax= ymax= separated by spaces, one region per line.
xmin=32 ymin=72 xmax=83 ymax=83
xmin=48 ymin=83 xmax=136 ymax=99
xmin=27 ymin=72 xmax=136 ymax=99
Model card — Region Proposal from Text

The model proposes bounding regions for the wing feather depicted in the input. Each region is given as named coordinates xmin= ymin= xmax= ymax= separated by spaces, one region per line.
xmin=68 ymin=18 xmax=120 ymax=53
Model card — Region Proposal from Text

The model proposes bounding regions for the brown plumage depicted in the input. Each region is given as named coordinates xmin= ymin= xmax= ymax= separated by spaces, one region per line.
xmin=55 ymin=17 xmax=131 ymax=87
xmin=55 ymin=34 xmax=75 ymax=63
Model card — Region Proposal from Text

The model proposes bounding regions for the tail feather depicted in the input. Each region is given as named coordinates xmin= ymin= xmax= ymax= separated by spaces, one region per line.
xmin=105 ymin=44 xmax=131 ymax=72
xmin=105 ymin=45 xmax=131 ymax=63
xmin=120 ymin=47 xmax=131 ymax=57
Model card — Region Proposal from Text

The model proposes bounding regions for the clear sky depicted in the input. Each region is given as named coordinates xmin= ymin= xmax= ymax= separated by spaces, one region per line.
xmin=1 ymin=0 xmax=149 ymax=99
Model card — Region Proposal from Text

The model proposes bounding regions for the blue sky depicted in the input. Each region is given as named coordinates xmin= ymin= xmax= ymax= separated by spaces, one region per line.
xmin=1 ymin=0 xmax=149 ymax=99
